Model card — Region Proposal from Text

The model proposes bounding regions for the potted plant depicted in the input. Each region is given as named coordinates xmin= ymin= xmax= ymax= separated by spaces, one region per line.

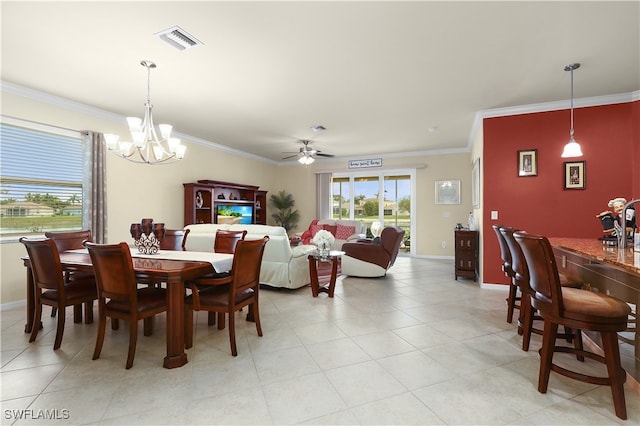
xmin=269 ymin=190 xmax=300 ymax=234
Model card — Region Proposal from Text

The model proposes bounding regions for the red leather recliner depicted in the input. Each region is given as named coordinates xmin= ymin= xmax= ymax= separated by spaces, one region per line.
xmin=341 ymin=226 xmax=405 ymax=277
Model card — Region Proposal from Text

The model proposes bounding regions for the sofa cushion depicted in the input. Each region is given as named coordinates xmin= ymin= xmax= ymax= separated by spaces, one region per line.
xmin=317 ymin=219 xmax=365 ymax=235
xmin=322 ymin=224 xmax=337 ymax=236
xmin=335 ymin=224 xmax=355 ymax=240
xmin=301 ymin=219 xmax=365 ymax=248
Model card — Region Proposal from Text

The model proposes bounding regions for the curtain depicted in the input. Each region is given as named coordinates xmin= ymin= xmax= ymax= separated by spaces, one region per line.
xmin=81 ymin=131 xmax=107 ymax=243
xmin=316 ymin=173 xmax=331 ymax=219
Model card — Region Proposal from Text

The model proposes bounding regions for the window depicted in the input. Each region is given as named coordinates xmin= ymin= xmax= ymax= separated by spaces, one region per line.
xmin=331 ymin=170 xmax=414 ymax=252
xmin=0 ymin=119 xmax=84 ymax=237
xmin=331 ymin=177 xmax=350 ymax=219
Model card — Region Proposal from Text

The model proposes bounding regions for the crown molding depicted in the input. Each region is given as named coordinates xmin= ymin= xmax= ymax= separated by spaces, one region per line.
xmin=3 ymin=80 xmax=635 ymax=164
xmin=468 ymin=90 xmax=639 ymax=149
xmin=1 ymin=80 xmax=276 ymax=165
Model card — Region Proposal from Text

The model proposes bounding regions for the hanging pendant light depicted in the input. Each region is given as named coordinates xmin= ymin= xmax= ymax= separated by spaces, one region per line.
xmin=104 ymin=60 xmax=186 ymax=164
xmin=561 ymin=63 xmax=583 ymax=158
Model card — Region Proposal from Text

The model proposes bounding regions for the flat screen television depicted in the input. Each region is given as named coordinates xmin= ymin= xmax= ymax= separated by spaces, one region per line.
xmin=216 ymin=204 xmax=253 ymax=225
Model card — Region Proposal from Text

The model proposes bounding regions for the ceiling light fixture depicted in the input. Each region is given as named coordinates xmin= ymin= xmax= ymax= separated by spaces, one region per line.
xmin=311 ymin=125 xmax=326 ymax=132
xmin=298 ymin=152 xmax=315 ymax=165
xmin=104 ymin=60 xmax=186 ymax=164
xmin=561 ymin=63 xmax=583 ymax=158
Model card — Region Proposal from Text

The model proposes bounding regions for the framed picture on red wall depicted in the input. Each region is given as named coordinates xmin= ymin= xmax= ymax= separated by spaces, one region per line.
xmin=564 ymin=161 xmax=586 ymax=189
xmin=518 ymin=149 xmax=537 ymax=176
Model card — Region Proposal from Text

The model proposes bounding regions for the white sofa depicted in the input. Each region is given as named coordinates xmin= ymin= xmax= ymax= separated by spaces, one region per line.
xmin=184 ymin=223 xmax=316 ymax=289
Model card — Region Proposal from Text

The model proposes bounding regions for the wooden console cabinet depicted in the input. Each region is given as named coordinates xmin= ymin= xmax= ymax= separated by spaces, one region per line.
xmin=183 ymin=180 xmax=267 ymax=226
xmin=455 ymin=230 xmax=478 ymax=281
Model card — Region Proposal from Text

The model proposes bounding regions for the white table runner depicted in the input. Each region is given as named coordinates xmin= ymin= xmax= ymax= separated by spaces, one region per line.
xmin=130 ymin=249 xmax=233 ymax=273
xmin=66 ymin=248 xmax=233 ymax=273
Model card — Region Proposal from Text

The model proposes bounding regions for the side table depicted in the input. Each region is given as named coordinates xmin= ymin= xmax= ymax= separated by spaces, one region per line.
xmin=308 ymin=250 xmax=344 ymax=297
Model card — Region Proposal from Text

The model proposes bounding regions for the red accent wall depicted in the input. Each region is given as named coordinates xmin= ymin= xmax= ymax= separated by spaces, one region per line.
xmin=483 ymin=101 xmax=638 ymax=285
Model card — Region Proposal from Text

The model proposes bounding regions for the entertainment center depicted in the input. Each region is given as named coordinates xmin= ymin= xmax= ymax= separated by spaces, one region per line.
xmin=183 ymin=180 xmax=267 ymax=226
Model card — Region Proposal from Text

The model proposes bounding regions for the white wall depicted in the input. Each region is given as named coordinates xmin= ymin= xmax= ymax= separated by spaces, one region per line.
xmin=1 ymin=89 xmax=473 ymax=306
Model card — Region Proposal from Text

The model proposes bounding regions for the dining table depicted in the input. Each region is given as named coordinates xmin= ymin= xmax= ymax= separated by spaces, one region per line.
xmin=22 ymin=248 xmax=233 ymax=369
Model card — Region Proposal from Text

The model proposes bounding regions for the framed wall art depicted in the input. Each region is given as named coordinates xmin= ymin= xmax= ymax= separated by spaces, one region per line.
xmin=518 ymin=149 xmax=538 ymax=177
xmin=435 ymin=180 xmax=461 ymax=205
xmin=564 ymin=161 xmax=586 ymax=189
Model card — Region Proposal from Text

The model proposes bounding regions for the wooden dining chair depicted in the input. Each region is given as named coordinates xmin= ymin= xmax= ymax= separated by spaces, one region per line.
xmin=135 ymin=228 xmax=191 ymax=289
xmin=184 ymin=236 xmax=269 ymax=356
xmin=197 ymin=229 xmax=247 ymax=325
xmin=514 ymin=231 xmax=631 ymax=420
xmin=85 ymin=241 xmax=167 ymax=369
xmin=160 ymin=229 xmax=190 ymax=251
xmin=44 ymin=229 xmax=95 ymax=322
xmin=214 ymin=229 xmax=247 ymax=253
xmin=20 ymin=237 xmax=97 ymax=350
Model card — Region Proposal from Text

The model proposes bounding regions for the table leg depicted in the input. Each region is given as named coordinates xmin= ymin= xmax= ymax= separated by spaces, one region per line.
xmin=163 ymin=277 xmax=188 ymax=369
xmin=308 ymin=256 xmax=320 ymax=297
xmin=328 ymin=257 xmax=339 ymax=298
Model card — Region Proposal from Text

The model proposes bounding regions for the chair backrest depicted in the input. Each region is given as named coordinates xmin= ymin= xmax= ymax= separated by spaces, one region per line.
xmin=20 ymin=237 xmax=65 ymax=292
xmin=215 ymin=229 xmax=247 ymax=254
xmin=499 ymin=227 xmax=529 ymax=290
xmin=160 ymin=229 xmax=190 ymax=251
xmin=492 ymin=224 xmax=513 ymax=278
xmin=44 ymin=229 xmax=93 ymax=252
xmin=379 ymin=226 xmax=405 ymax=267
xmin=514 ymin=231 xmax=563 ymax=316
xmin=229 ymin=236 xmax=269 ymax=297
xmin=85 ymin=242 xmax=138 ymax=304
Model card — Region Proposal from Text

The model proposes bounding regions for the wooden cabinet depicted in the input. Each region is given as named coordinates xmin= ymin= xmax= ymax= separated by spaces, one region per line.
xmin=183 ymin=180 xmax=266 ymax=227
xmin=455 ymin=230 xmax=478 ymax=281
xmin=255 ymin=190 xmax=267 ymax=225
xmin=184 ymin=183 xmax=214 ymax=225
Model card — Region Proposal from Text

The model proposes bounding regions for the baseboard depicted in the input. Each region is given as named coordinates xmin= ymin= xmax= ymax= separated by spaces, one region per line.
xmin=1 ymin=299 xmax=26 ymax=311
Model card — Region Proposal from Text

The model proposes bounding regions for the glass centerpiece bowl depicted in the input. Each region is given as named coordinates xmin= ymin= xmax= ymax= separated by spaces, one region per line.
xmin=312 ymin=229 xmax=335 ymax=259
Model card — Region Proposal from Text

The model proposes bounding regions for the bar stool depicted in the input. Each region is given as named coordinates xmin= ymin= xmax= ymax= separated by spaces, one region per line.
xmin=492 ymin=225 xmax=520 ymax=325
xmin=514 ymin=231 xmax=631 ymax=420
xmin=500 ymin=227 xmax=582 ymax=351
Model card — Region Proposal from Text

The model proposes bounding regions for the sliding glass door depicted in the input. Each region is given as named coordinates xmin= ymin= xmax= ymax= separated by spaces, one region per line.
xmin=331 ymin=170 xmax=413 ymax=253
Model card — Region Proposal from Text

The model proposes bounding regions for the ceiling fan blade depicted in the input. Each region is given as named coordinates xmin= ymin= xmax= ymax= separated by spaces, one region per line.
xmin=282 ymin=154 xmax=299 ymax=160
xmin=316 ymin=152 xmax=335 ymax=158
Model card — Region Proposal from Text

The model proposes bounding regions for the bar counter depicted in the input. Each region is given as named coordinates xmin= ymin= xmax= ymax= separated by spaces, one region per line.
xmin=549 ymin=237 xmax=640 ymax=275
xmin=549 ymin=237 xmax=639 ymax=382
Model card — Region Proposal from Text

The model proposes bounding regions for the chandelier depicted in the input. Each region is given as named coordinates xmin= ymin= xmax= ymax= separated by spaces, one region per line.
xmin=561 ymin=63 xmax=583 ymax=158
xmin=104 ymin=60 xmax=186 ymax=164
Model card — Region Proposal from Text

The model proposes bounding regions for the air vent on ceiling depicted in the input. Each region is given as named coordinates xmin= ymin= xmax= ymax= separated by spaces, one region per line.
xmin=155 ymin=26 xmax=203 ymax=51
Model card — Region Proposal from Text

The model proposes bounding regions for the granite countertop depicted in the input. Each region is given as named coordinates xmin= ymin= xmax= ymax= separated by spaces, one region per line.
xmin=549 ymin=237 xmax=640 ymax=275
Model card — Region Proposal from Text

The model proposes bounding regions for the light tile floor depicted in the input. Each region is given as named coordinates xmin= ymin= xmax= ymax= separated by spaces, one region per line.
xmin=1 ymin=256 xmax=638 ymax=425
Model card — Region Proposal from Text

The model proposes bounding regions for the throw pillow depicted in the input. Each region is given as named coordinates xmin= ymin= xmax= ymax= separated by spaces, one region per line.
xmin=335 ymin=224 xmax=356 ymax=240
xmin=310 ymin=224 xmax=323 ymax=237
xmin=322 ymin=224 xmax=337 ymax=236
xmin=300 ymin=219 xmax=319 ymax=244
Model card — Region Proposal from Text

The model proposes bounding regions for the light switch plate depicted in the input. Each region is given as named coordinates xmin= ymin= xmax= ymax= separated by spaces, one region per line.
xmin=491 ymin=211 xmax=498 ymax=220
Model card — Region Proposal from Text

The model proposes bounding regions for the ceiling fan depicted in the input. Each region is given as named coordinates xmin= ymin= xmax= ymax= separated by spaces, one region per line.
xmin=282 ymin=140 xmax=335 ymax=164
